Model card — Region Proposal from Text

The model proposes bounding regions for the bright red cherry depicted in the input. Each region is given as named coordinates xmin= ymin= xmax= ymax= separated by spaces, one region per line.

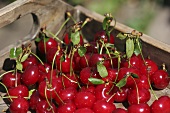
xmin=93 ymin=100 xmax=116 ymax=113
xmin=151 ymin=96 xmax=170 ymax=113
xmin=57 ymin=101 xmax=76 ymax=113
xmin=75 ymin=108 xmax=94 ymax=113
xmin=79 ymin=53 xmax=91 ymax=68
xmin=128 ymin=103 xmax=151 ymax=113
xmin=113 ymin=87 xmax=128 ymax=103
xmin=74 ymin=91 xmax=96 ymax=109
xmin=112 ymin=108 xmax=127 ymax=113
xmin=22 ymin=55 xmax=38 ymax=70
xmin=9 ymin=97 xmax=29 ymax=113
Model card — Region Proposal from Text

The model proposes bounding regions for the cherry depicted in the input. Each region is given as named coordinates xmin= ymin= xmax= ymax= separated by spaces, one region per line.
xmin=151 ymin=96 xmax=170 ymax=113
xmin=94 ymin=30 xmax=114 ymax=44
xmin=93 ymin=100 xmax=116 ymax=113
xmin=38 ymin=37 xmax=58 ymax=54
xmin=112 ymin=108 xmax=127 ymax=113
xmin=80 ymin=86 xmax=95 ymax=94
xmin=128 ymin=103 xmax=151 ymax=113
xmin=57 ymin=101 xmax=76 ymax=113
xmin=75 ymin=108 xmax=94 ymax=113
xmin=2 ymin=72 xmax=21 ymax=88
xmin=150 ymin=70 xmax=170 ymax=89
xmin=79 ymin=53 xmax=91 ymax=68
xmin=22 ymin=55 xmax=38 ymax=70
xmin=38 ymin=63 xmax=51 ymax=73
xmin=102 ymin=68 xmax=118 ymax=82
xmin=56 ymin=55 xmax=75 ymax=73
xmin=36 ymin=100 xmax=57 ymax=113
xmin=86 ymin=41 xmax=98 ymax=53
xmin=8 ymin=85 xmax=29 ymax=101
xmin=113 ymin=87 xmax=128 ymax=103
xmin=54 ymin=87 xmax=77 ymax=105
xmin=29 ymin=90 xmax=43 ymax=110
xmin=9 ymin=97 xmax=29 ymax=113
xmin=127 ymin=88 xmax=151 ymax=105
xmin=74 ymin=91 xmax=96 ymax=109
xmin=21 ymin=65 xmax=39 ymax=86
xmin=62 ymin=73 xmax=78 ymax=89
xmin=135 ymin=75 xmax=150 ymax=90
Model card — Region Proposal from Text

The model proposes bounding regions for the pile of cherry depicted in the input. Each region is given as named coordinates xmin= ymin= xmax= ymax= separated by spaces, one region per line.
xmin=0 ymin=13 xmax=170 ymax=113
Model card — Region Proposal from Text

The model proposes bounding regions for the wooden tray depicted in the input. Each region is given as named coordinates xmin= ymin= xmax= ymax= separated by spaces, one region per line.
xmin=0 ymin=0 xmax=170 ymax=112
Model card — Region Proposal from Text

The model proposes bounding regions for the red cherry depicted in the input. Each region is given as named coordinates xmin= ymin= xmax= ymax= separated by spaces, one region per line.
xmin=75 ymin=108 xmax=94 ymax=113
xmin=102 ymin=68 xmax=118 ymax=82
xmin=136 ymin=75 xmax=150 ymax=90
xmin=150 ymin=70 xmax=170 ymax=89
xmin=9 ymin=97 xmax=29 ymax=113
xmin=86 ymin=41 xmax=98 ymax=53
xmin=127 ymin=88 xmax=151 ymax=105
xmin=21 ymin=65 xmax=39 ymax=86
xmin=74 ymin=91 xmax=96 ymax=109
xmin=38 ymin=37 xmax=58 ymax=54
xmin=2 ymin=72 xmax=21 ymax=88
xmin=62 ymin=73 xmax=78 ymax=89
xmin=36 ymin=100 xmax=57 ymax=113
xmin=94 ymin=30 xmax=114 ymax=44
xmin=151 ymin=96 xmax=170 ymax=113
xmin=8 ymin=85 xmax=29 ymax=101
xmin=113 ymin=87 xmax=128 ymax=103
xmin=79 ymin=53 xmax=91 ymax=68
xmin=38 ymin=63 xmax=52 ymax=73
xmin=80 ymin=86 xmax=95 ymax=94
xmin=57 ymin=101 xmax=76 ymax=113
xmin=112 ymin=108 xmax=127 ymax=113
xmin=128 ymin=103 xmax=151 ymax=113
xmin=93 ymin=100 xmax=116 ymax=113
xmin=22 ymin=55 xmax=38 ymax=70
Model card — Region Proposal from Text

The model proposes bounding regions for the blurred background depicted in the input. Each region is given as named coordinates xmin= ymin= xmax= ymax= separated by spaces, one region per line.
xmin=0 ymin=0 xmax=170 ymax=50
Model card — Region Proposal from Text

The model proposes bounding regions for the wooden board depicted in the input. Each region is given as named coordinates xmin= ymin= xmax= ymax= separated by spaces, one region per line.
xmin=0 ymin=0 xmax=170 ymax=112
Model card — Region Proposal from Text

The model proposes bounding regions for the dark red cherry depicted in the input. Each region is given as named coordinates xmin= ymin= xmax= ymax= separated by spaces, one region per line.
xmin=62 ymin=73 xmax=78 ymax=89
xmin=22 ymin=55 xmax=38 ymax=70
xmin=86 ymin=41 xmax=98 ymax=53
xmin=38 ymin=63 xmax=52 ymax=73
xmin=128 ymin=103 xmax=151 ymax=113
xmin=79 ymin=53 xmax=91 ymax=68
xmin=38 ymin=37 xmax=58 ymax=54
xmin=113 ymin=87 xmax=128 ymax=103
xmin=93 ymin=100 xmax=116 ymax=113
xmin=94 ymin=30 xmax=114 ymax=44
xmin=112 ymin=108 xmax=127 ymax=113
xmin=9 ymin=97 xmax=29 ymax=113
xmin=36 ymin=100 xmax=57 ymax=113
xmin=150 ymin=70 xmax=170 ymax=89
xmin=75 ymin=108 xmax=94 ymax=113
xmin=2 ymin=72 xmax=21 ymax=88
xmin=74 ymin=91 xmax=96 ymax=109
xmin=151 ymin=96 xmax=170 ymax=113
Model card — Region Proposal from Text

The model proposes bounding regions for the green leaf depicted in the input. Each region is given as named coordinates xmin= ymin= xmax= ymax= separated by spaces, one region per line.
xmin=102 ymin=18 xmax=107 ymax=30
xmin=116 ymin=33 xmax=127 ymax=40
xmin=116 ymin=77 xmax=127 ymax=88
xmin=131 ymin=73 xmax=139 ymax=78
xmin=88 ymin=78 xmax=105 ymax=85
xmin=60 ymin=55 xmax=65 ymax=62
xmin=20 ymin=53 xmax=30 ymax=62
xmin=134 ymin=41 xmax=142 ymax=56
xmin=126 ymin=38 xmax=134 ymax=58
xmin=78 ymin=46 xmax=87 ymax=57
xmin=10 ymin=47 xmax=22 ymax=58
xmin=35 ymin=37 xmax=41 ymax=42
xmin=16 ymin=62 xmax=23 ymax=71
xmin=97 ymin=63 xmax=108 ymax=78
xmin=71 ymin=31 xmax=80 ymax=45
xmin=105 ymin=43 xmax=114 ymax=48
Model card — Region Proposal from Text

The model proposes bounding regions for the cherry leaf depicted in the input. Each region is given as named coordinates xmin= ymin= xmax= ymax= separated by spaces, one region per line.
xmin=35 ymin=37 xmax=41 ymax=42
xmin=102 ymin=17 xmax=107 ymax=30
xmin=105 ymin=43 xmax=114 ymax=48
xmin=97 ymin=63 xmax=108 ymax=78
xmin=10 ymin=47 xmax=22 ymax=58
xmin=20 ymin=53 xmax=30 ymax=62
xmin=16 ymin=62 xmax=23 ymax=71
xmin=88 ymin=78 xmax=105 ymax=85
xmin=78 ymin=46 xmax=87 ymax=57
xmin=134 ymin=41 xmax=142 ymax=56
xmin=71 ymin=31 xmax=80 ymax=45
xmin=126 ymin=38 xmax=134 ymax=58
xmin=116 ymin=33 xmax=127 ymax=40
xmin=116 ymin=77 xmax=127 ymax=88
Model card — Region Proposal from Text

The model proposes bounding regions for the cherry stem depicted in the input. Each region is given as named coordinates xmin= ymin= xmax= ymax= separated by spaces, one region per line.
xmin=62 ymin=73 xmax=77 ymax=84
xmin=31 ymin=52 xmax=44 ymax=65
xmin=55 ymin=17 xmax=70 ymax=36
xmin=131 ymin=76 xmax=140 ymax=104
xmin=44 ymin=86 xmax=55 ymax=113
xmin=14 ymin=69 xmax=18 ymax=87
xmin=0 ymin=82 xmax=13 ymax=102
xmin=107 ymin=93 xmax=115 ymax=103
xmin=53 ymin=90 xmax=65 ymax=105
xmin=0 ymin=70 xmax=15 ymax=78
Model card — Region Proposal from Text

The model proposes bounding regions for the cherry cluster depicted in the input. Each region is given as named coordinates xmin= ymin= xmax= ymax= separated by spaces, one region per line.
xmin=1 ymin=13 xmax=170 ymax=113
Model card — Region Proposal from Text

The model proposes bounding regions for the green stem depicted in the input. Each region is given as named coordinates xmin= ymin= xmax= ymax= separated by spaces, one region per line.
xmin=0 ymin=82 xmax=12 ymax=102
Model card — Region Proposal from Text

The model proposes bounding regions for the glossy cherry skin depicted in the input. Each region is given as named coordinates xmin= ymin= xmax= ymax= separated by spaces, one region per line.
xmin=150 ymin=70 xmax=170 ymax=89
xmin=9 ymin=97 xmax=29 ymax=113
xmin=79 ymin=53 xmax=91 ymax=68
xmin=102 ymin=68 xmax=118 ymax=82
xmin=113 ymin=87 xmax=128 ymax=103
xmin=112 ymin=108 xmax=127 ymax=113
xmin=38 ymin=63 xmax=51 ymax=73
xmin=2 ymin=72 xmax=21 ymax=88
xmin=56 ymin=56 xmax=75 ymax=73
xmin=54 ymin=87 xmax=77 ymax=105
xmin=151 ymin=96 xmax=170 ymax=113
xmin=127 ymin=88 xmax=151 ymax=105
xmin=128 ymin=103 xmax=151 ymax=113
xmin=8 ymin=85 xmax=29 ymax=101
xmin=21 ymin=65 xmax=39 ymax=86
xmin=75 ymin=108 xmax=94 ymax=113
xmin=22 ymin=55 xmax=38 ymax=70
xmin=80 ymin=86 xmax=96 ymax=94
xmin=94 ymin=30 xmax=114 ymax=44
xmin=57 ymin=101 xmax=76 ymax=113
xmin=93 ymin=100 xmax=116 ymax=113
xmin=38 ymin=37 xmax=58 ymax=54
xmin=74 ymin=91 xmax=96 ymax=109
xmin=36 ymin=100 xmax=57 ymax=113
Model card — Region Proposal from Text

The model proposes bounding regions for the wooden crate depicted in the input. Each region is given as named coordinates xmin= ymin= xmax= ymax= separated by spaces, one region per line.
xmin=0 ymin=0 xmax=170 ymax=112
